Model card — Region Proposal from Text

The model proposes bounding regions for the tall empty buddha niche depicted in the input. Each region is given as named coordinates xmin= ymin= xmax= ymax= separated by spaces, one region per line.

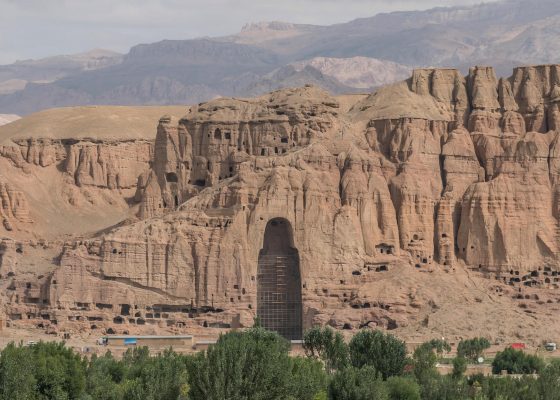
xmin=257 ymin=218 xmax=302 ymax=340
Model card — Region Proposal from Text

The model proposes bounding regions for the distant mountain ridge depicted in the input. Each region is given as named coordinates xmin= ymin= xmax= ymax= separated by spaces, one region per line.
xmin=0 ymin=49 xmax=122 ymax=93
xmin=2 ymin=0 xmax=560 ymax=114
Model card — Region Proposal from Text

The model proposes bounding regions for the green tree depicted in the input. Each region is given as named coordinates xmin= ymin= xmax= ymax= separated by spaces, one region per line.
xmin=11 ymin=336 xmax=560 ymax=400
xmin=427 ymin=339 xmax=451 ymax=356
xmin=303 ymin=326 xmax=348 ymax=373
xmin=121 ymin=347 xmax=150 ymax=377
xmin=349 ymin=330 xmax=407 ymax=379
xmin=538 ymin=360 xmax=560 ymax=400
xmin=420 ymin=374 xmax=470 ymax=400
xmin=288 ymin=356 xmax=328 ymax=400
xmin=0 ymin=343 xmax=38 ymax=400
xmin=186 ymin=327 xmax=293 ymax=400
xmin=328 ymin=366 xmax=388 ymax=400
xmin=481 ymin=375 xmax=540 ymax=400
xmin=412 ymin=342 xmax=438 ymax=382
xmin=32 ymin=341 xmax=87 ymax=400
xmin=386 ymin=376 xmax=421 ymax=400
xmin=456 ymin=338 xmax=490 ymax=362
xmin=0 ymin=341 xmax=87 ymax=400
xmin=86 ymin=352 xmax=125 ymax=400
xmin=491 ymin=347 xmax=544 ymax=375
xmin=452 ymin=357 xmax=467 ymax=379
xmin=122 ymin=348 xmax=189 ymax=400
xmin=313 ymin=392 xmax=328 ymax=400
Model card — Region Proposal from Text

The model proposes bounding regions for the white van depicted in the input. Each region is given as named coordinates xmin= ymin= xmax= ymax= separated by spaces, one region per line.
xmin=545 ymin=342 xmax=557 ymax=351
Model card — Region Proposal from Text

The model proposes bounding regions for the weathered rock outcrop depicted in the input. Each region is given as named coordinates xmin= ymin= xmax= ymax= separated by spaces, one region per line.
xmin=138 ymin=86 xmax=340 ymax=218
xmin=7 ymin=67 xmax=560 ymax=343
xmin=0 ymin=181 xmax=32 ymax=231
xmin=1 ymin=139 xmax=153 ymax=189
xmin=0 ymin=106 xmax=186 ymax=238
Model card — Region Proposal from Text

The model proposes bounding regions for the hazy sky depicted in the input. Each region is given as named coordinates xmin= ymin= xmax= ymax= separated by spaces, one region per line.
xmin=0 ymin=0 xmax=499 ymax=64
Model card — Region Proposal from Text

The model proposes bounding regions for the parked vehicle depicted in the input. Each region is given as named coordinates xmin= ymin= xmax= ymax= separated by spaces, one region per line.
xmin=545 ymin=342 xmax=557 ymax=351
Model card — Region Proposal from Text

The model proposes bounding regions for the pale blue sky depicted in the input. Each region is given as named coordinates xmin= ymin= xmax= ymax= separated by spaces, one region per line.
xmin=0 ymin=0 xmax=499 ymax=64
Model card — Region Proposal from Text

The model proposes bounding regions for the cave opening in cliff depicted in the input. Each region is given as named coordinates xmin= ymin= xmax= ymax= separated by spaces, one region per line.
xmin=257 ymin=218 xmax=302 ymax=340
xmin=165 ymin=172 xmax=178 ymax=183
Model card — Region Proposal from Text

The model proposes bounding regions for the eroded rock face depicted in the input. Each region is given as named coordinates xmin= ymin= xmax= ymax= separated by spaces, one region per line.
xmin=0 ymin=106 xmax=187 ymax=239
xmin=8 ymin=67 xmax=560 ymax=342
xmin=1 ymin=139 xmax=153 ymax=190
xmin=0 ymin=181 xmax=32 ymax=231
xmin=138 ymin=87 xmax=340 ymax=218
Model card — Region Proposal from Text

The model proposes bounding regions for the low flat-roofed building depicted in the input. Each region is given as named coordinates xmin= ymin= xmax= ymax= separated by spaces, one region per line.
xmin=193 ymin=338 xmax=306 ymax=353
xmin=102 ymin=335 xmax=193 ymax=348
xmin=193 ymin=339 xmax=217 ymax=351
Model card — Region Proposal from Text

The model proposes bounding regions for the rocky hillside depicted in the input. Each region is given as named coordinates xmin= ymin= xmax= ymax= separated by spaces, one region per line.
xmin=5 ymin=0 xmax=560 ymax=115
xmin=3 ymin=65 xmax=560 ymax=345
xmin=290 ymin=57 xmax=411 ymax=89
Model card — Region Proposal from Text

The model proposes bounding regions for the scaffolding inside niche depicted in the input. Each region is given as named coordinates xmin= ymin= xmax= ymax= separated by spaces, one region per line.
xmin=257 ymin=253 xmax=302 ymax=340
xmin=257 ymin=218 xmax=302 ymax=340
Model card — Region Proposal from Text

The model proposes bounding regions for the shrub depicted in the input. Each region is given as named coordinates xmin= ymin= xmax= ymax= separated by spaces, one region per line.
xmin=491 ymin=347 xmax=544 ymax=375
xmin=328 ymin=366 xmax=388 ymax=400
xmin=420 ymin=374 xmax=470 ymax=400
xmin=313 ymin=391 xmax=328 ymax=400
xmin=452 ymin=357 xmax=467 ymax=379
xmin=386 ymin=376 xmax=421 ymax=400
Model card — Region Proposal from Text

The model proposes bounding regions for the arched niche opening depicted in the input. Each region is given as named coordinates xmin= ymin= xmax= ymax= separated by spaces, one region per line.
xmin=257 ymin=218 xmax=302 ymax=340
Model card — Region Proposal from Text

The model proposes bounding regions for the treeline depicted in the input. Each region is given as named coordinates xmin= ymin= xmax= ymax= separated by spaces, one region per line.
xmin=0 ymin=327 xmax=556 ymax=400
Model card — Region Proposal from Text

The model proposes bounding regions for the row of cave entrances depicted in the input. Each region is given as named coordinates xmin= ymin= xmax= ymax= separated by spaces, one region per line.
xmin=502 ymin=267 xmax=560 ymax=288
xmin=108 ymin=218 xmax=304 ymax=340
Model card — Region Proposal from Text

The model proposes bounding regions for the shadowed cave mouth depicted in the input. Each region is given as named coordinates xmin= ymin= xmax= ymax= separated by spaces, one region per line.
xmin=257 ymin=218 xmax=303 ymax=340
xmin=165 ymin=172 xmax=178 ymax=183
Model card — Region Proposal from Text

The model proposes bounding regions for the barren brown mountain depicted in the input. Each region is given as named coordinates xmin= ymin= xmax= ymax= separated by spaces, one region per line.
xmin=2 ymin=65 xmax=560 ymax=346
xmin=4 ymin=0 xmax=560 ymax=116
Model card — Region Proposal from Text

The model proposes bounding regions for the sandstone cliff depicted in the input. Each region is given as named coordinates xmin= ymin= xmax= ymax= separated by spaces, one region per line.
xmin=0 ymin=105 xmax=185 ymax=237
xmin=5 ymin=67 xmax=560 ymax=344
